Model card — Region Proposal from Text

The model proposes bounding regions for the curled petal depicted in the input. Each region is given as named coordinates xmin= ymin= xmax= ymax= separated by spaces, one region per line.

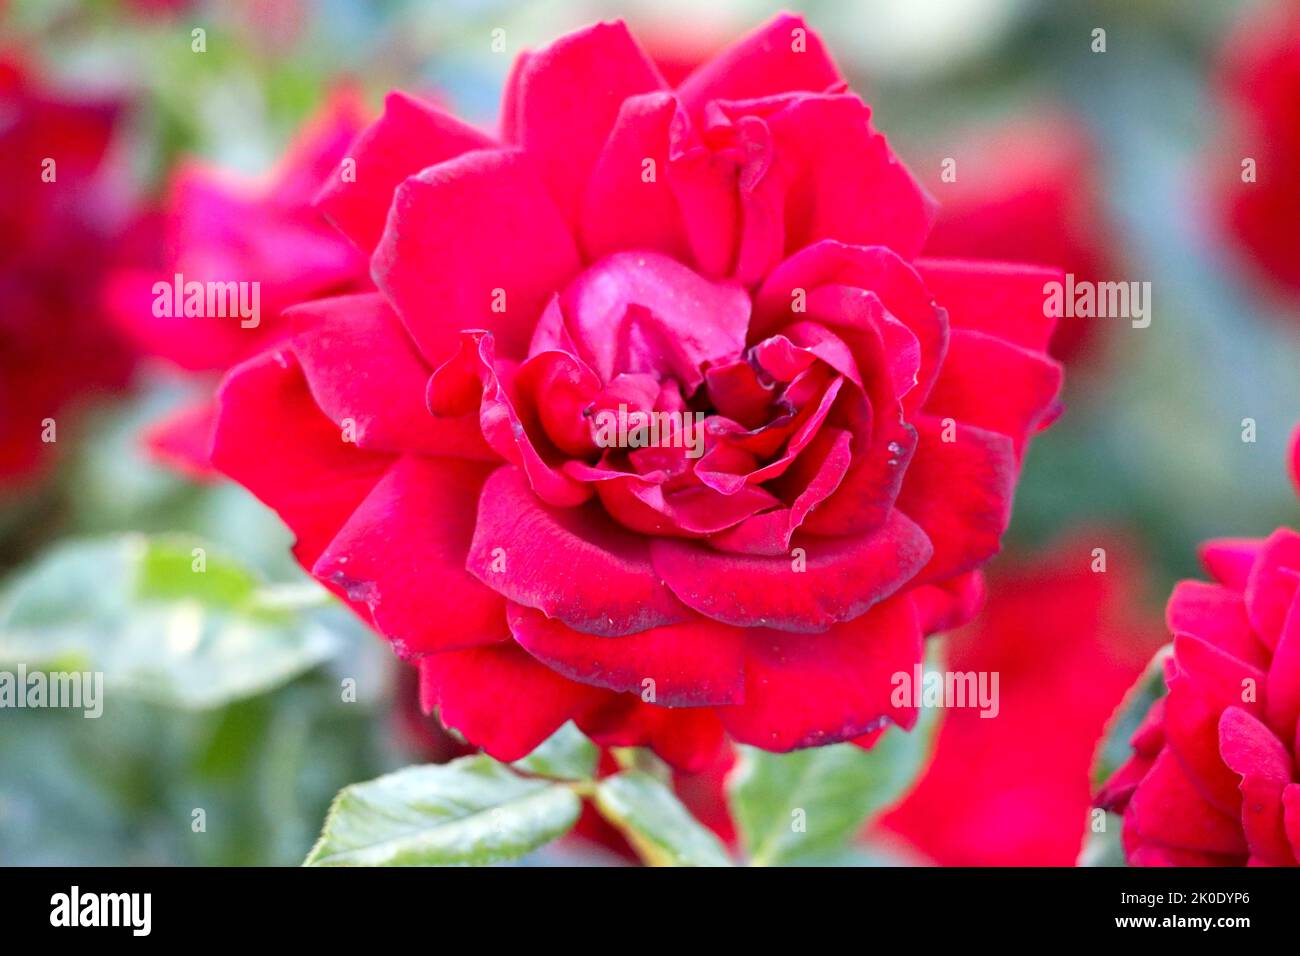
xmin=290 ymin=292 xmax=492 ymax=459
xmin=467 ymin=466 xmax=692 ymax=636
xmin=650 ymin=508 xmax=932 ymax=631
xmin=508 ymin=602 xmax=745 ymax=705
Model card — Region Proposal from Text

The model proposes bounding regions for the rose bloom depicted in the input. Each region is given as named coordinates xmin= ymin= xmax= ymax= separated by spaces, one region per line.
xmin=105 ymin=91 xmax=370 ymax=475
xmin=1098 ymin=430 xmax=1300 ymax=866
xmin=0 ymin=58 xmax=135 ymax=488
xmin=1219 ymin=1 xmax=1300 ymax=300
xmin=209 ymin=14 xmax=1063 ymax=769
xmin=877 ymin=533 xmax=1164 ymax=865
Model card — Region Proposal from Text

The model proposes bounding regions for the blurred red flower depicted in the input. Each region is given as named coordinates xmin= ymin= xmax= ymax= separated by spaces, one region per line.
xmin=0 ymin=59 xmax=135 ymax=489
xmin=878 ymin=532 xmax=1164 ymax=865
xmin=1219 ymin=2 xmax=1300 ymax=301
xmin=921 ymin=113 xmax=1116 ymax=364
xmin=106 ymin=90 xmax=371 ymax=476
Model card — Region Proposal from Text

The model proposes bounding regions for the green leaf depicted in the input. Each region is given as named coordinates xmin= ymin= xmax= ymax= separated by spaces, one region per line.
xmin=1080 ymin=644 xmax=1173 ymax=868
xmin=0 ymin=534 xmax=338 ymax=709
xmin=1078 ymin=812 xmax=1127 ymax=867
xmin=728 ymin=698 xmax=941 ymax=866
xmin=1092 ymin=643 xmax=1172 ymax=788
xmin=304 ymin=756 xmax=582 ymax=866
xmin=593 ymin=770 xmax=732 ymax=867
xmin=511 ymin=722 xmax=598 ymax=781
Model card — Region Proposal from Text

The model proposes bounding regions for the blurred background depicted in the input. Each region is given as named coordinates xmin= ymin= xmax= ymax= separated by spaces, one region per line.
xmin=1 ymin=0 xmax=1297 ymax=865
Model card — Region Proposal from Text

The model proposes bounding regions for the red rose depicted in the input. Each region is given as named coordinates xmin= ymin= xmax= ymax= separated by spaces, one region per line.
xmin=210 ymin=14 xmax=1063 ymax=770
xmin=879 ymin=533 xmax=1165 ymax=865
xmin=1219 ymin=2 xmax=1300 ymax=300
xmin=0 ymin=58 xmax=135 ymax=487
xmin=1098 ymin=428 xmax=1300 ymax=865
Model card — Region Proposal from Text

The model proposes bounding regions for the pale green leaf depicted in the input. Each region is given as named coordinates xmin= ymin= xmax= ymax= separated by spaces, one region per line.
xmin=0 ymin=534 xmax=338 ymax=709
xmin=511 ymin=722 xmax=598 ymax=781
xmin=305 ymin=757 xmax=582 ymax=866
xmin=728 ymin=699 xmax=941 ymax=866
xmin=593 ymin=770 xmax=732 ymax=867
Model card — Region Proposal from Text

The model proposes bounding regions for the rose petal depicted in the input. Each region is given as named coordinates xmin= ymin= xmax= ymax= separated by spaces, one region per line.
xmin=896 ymin=415 xmax=1017 ymax=584
xmin=1166 ymin=580 xmax=1270 ymax=669
xmin=314 ymin=91 xmax=494 ymax=254
xmin=314 ymin=456 xmax=507 ymax=658
xmin=921 ymin=329 xmax=1062 ymax=456
xmin=916 ymin=258 xmax=1060 ymax=354
xmin=290 ymin=292 xmax=492 ymax=459
xmin=1244 ymin=528 xmax=1300 ymax=648
xmin=373 ymin=147 xmax=581 ymax=367
xmin=677 ymin=13 xmax=843 ymax=114
xmin=419 ymin=641 xmax=610 ymax=762
xmin=467 ymin=466 xmax=691 ymax=636
xmin=650 ymin=508 xmax=932 ymax=631
xmin=581 ymin=91 xmax=694 ymax=263
xmin=717 ymin=594 xmax=923 ymax=750
xmin=512 ymin=20 xmax=666 ymax=223
xmin=144 ymin=398 xmax=218 ymax=479
xmin=210 ymin=350 xmax=392 ymax=567
xmin=508 ymin=602 xmax=744 ymax=705
xmin=1218 ymin=707 xmax=1296 ymax=865
xmin=1127 ymin=748 xmax=1249 ymax=857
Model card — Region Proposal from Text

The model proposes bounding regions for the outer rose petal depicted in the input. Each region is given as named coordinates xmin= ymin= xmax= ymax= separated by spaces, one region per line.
xmin=313 ymin=456 xmax=507 ymax=658
xmin=909 ymin=571 xmax=986 ymax=635
xmin=768 ymin=95 xmax=936 ymax=263
xmin=1244 ymin=528 xmax=1300 ymax=648
xmin=718 ymin=595 xmax=923 ymax=750
xmin=372 ymin=148 xmax=581 ymax=366
xmin=315 ymin=91 xmax=494 ymax=254
xmin=581 ymin=91 xmax=694 ymax=263
xmin=210 ymin=350 xmax=392 ymax=566
xmin=1200 ymin=537 xmax=1264 ymax=590
xmin=144 ymin=398 xmax=218 ymax=479
xmin=896 ymin=416 xmax=1018 ymax=583
xmin=676 ymin=13 xmax=843 ymax=113
xmin=1166 ymin=580 xmax=1269 ymax=669
xmin=507 ymin=603 xmax=745 ymax=706
xmin=578 ymin=699 xmax=726 ymax=773
xmin=1218 ymin=706 xmax=1297 ymax=865
xmin=649 ymin=510 xmax=932 ymax=632
xmin=1127 ymin=748 xmax=1249 ymax=857
xmin=1264 ymin=590 xmax=1300 ymax=748
xmin=921 ymin=329 xmax=1062 ymax=456
xmin=915 ymin=258 xmax=1060 ymax=354
xmin=419 ymin=641 xmax=610 ymax=762
xmin=512 ymin=20 xmax=666 ymax=224
xmin=289 ymin=293 xmax=492 ymax=459
xmin=467 ymin=466 xmax=691 ymax=636
xmin=1290 ymin=426 xmax=1300 ymax=497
